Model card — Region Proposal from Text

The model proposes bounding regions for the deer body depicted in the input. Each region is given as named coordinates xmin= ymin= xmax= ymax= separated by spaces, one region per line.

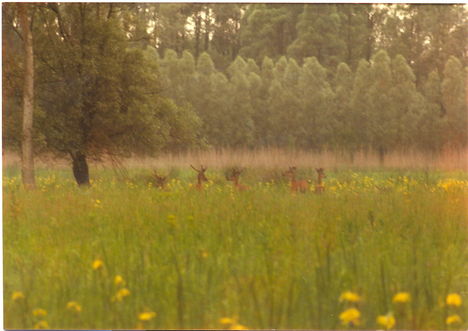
xmin=191 ymin=165 xmax=208 ymax=190
xmin=314 ymin=168 xmax=326 ymax=193
xmin=283 ymin=167 xmax=309 ymax=193
xmin=227 ymin=168 xmax=250 ymax=191
xmin=152 ymin=170 xmax=167 ymax=189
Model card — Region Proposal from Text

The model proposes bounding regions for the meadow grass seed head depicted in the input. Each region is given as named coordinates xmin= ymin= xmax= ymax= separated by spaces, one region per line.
xmin=377 ymin=314 xmax=396 ymax=329
xmin=339 ymin=291 xmax=362 ymax=303
xmin=339 ymin=308 xmax=361 ymax=326
xmin=12 ymin=291 xmax=25 ymax=301
xmin=446 ymin=293 xmax=462 ymax=307
xmin=138 ymin=311 xmax=156 ymax=321
xmin=393 ymin=292 xmax=411 ymax=303
xmin=446 ymin=314 xmax=462 ymax=325
xmin=33 ymin=308 xmax=47 ymax=317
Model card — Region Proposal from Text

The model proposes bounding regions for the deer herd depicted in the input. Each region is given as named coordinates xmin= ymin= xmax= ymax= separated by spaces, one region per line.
xmin=151 ymin=165 xmax=326 ymax=193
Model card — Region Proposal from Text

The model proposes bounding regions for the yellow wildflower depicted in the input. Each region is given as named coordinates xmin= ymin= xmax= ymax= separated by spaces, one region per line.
xmin=12 ymin=291 xmax=25 ymax=301
xmin=34 ymin=320 xmax=49 ymax=329
xmin=377 ymin=314 xmax=396 ymax=329
xmin=230 ymin=324 xmax=248 ymax=330
xmin=92 ymin=259 xmax=103 ymax=270
xmin=219 ymin=317 xmax=237 ymax=326
xmin=446 ymin=293 xmax=462 ymax=307
xmin=114 ymin=275 xmax=125 ymax=286
xmin=339 ymin=308 xmax=361 ymax=326
xmin=138 ymin=311 xmax=156 ymax=321
xmin=392 ymin=292 xmax=411 ymax=303
xmin=339 ymin=291 xmax=361 ymax=303
xmin=446 ymin=314 xmax=462 ymax=325
xmin=66 ymin=301 xmax=82 ymax=312
xmin=112 ymin=288 xmax=131 ymax=302
xmin=33 ymin=308 xmax=48 ymax=317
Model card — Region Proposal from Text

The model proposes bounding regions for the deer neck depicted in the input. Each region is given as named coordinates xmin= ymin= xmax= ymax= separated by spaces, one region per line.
xmin=316 ymin=174 xmax=323 ymax=186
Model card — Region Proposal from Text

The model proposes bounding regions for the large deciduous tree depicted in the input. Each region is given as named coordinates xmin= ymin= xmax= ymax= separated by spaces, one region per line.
xmin=34 ymin=4 xmax=199 ymax=185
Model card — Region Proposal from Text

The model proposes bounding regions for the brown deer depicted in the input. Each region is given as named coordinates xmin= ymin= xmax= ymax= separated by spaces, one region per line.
xmin=151 ymin=170 xmax=167 ymax=189
xmin=190 ymin=165 xmax=208 ymax=190
xmin=226 ymin=167 xmax=250 ymax=191
xmin=283 ymin=166 xmax=309 ymax=193
xmin=315 ymin=168 xmax=326 ymax=193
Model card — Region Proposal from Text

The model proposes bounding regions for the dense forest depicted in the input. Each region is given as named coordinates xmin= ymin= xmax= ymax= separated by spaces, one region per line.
xmin=3 ymin=3 xmax=467 ymax=169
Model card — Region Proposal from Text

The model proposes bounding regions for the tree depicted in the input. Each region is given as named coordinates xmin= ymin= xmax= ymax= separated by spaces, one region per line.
xmin=18 ymin=3 xmax=36 ymax=189
xmin=368 ymin=50 xmax=395 ymax=163
xmin=419 ymin=71 xmax=445 ymax=152
xmin=298 ymin=57 xmax=335 ymax=149
xmin=389 ymin=54 xmax=425 ymax=150
xmin=441 ymin=56 xmax=467 ymax=149
xmin=287 ymin=4 xmax=346 ymax=68
xmin=240 ymin=4 xmax=301 ymax=63
xmin=34 ymin=4 xmax=199 ymax=185
xmin=350 ymin=59 xmax=372 ymax=153
xmin=333 ymin=62 xmax=354 ymax=155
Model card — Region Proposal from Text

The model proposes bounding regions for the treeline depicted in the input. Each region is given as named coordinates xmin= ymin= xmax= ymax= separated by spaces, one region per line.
xmin=2 ymin=3 xmax=467 ymax=183
xmin=158 ymin=49 xmax=466 ymax=160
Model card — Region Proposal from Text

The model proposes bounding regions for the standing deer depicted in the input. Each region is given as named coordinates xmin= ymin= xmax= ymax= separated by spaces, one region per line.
xmin=190 ymin=165 xmax=208 ymax=190
xmin=315 ymin=168 xmax=326 ymax=193
xmin=152 ymin=170 xmax=167 ymax=189
xmin=226 ymin=167 xmax=250 ymax=191
xmin=283 ymin=166 xmax=309 ymax=193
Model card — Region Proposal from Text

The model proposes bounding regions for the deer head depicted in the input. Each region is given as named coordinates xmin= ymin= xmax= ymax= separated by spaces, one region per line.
xmin=282 ymin=166 xmax=297 ymax=179
xmin=316 ymin=168 xmax=326 ymax=179
xmin=152 ymin=170 xmax=167 ymax=188
xmin=191 ymin=165 xmax=208 ymax=183
xmin=227 ymin=167 xmax=243 ymax=182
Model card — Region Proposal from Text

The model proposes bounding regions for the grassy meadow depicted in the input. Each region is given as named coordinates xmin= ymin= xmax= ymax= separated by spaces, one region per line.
xmin=3 ymin=155 xmax=468 ymax=329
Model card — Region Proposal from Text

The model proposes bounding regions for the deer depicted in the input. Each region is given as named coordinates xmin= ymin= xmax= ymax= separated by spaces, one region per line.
xmin=283 ymin=166 xmax=309 ymax=193
xmin=226 ymin=167 xmax=250 ymax=191
xmin=315 ymin=168 xmax=326 ymax=193
xmin=151 ymin=170 xmax=167 ymax=189
xmin=190 ymin=165 xmax=208 ymax=190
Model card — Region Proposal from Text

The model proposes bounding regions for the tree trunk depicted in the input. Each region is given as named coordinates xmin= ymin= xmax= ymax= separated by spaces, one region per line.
xmin=71 ymin=152 xmax=90 ymax=186
xmin=378 ymin=146 xmax=386 ymax=166
xmin=18 ymin=4 xmax=36 ymax=190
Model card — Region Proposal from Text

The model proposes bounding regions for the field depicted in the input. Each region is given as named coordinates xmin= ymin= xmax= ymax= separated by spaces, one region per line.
xmin=3 ymin=156 xmax=468 ymax=329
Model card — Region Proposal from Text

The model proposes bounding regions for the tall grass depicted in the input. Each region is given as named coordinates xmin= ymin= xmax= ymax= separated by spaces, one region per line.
xmin=4 ymin=168 xmax=468 ymax=329
xmin=3 ymin=147 xmax=468 ymax=172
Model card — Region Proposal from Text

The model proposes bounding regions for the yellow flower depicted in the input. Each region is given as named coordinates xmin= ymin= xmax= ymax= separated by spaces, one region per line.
xmin=446 ymin=314 xmax=462 ymax=325
xmin=138 ymin=311 xmax=156 ymax=321
xmin=92 ymin=259 xmax=103 ymax=270
xmin=393 ymin=292 xmax=411 ymax=303
xmin=339 ymin=291 xmax=361 ymax=303
xmin=230 ymin=324 xmax=248 ymax=330
xmin=114 ymin=275 xmax=125 ymax=286
xmin=339 ymin=308 xmax=361 ymax=326
xmin=34 ymin=320 xmax=49 ymax=329
xmin=33 ymin=308 xmax=47 ymax=317
xmin=66 ymin=301 xmax=82 ymax=312
xmin=377 ymin=314 xmax=396 ymax=329
xmin=12 ymin=291 xmax=25 ymax=301
xmin=446 ymin=293 xmax=462 ymax=307
xmin=112 ymin=288 xmax=131 ymax=302
xmin=219 ymin=317 xmax=237 ymax=326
